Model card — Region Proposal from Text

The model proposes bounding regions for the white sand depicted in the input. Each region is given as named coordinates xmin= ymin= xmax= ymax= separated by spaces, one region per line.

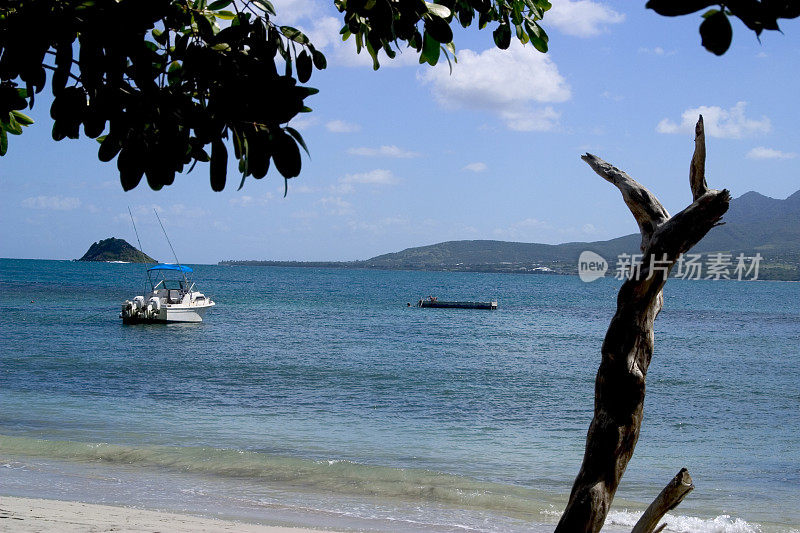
xmin=0 ymin=496 xmax=339 ymax=533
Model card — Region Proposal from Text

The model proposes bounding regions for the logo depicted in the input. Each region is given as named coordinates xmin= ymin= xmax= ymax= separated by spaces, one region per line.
xmin=578 ymin=251 xmax=608 ymax=282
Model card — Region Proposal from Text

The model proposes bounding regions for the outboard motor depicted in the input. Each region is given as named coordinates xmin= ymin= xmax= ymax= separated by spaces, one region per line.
xmin=133 ymin=296 xmax=145 ymax=311
xmin=147 ymin=296 xmax=161 ymax=318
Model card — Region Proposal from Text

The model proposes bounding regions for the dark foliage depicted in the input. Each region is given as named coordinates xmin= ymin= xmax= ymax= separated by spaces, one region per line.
xmin=0 ymin=0 xmax=552 ymax=191
xmin=2 ymin=1 xmax=796 ymax=190
xmin=647 ymin=0 xmax=799 ymax=55
xmin=0 ymin=0 xmax=328 ymax=191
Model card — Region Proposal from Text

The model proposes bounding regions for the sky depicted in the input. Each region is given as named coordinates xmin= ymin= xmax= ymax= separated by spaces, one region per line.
xmin=1 ymin=1 xmax=799 ymax=264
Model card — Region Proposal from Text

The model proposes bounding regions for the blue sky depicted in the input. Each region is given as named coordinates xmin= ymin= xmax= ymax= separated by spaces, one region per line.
xmin=1 ymin=1 xmax=798 ymax=263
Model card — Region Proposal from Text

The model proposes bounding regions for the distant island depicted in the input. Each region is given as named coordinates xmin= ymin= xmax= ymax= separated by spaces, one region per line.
xmin=78 ymin=237 xmax=155 ymax=263
xmin=220 ymin=190 xmax=800 ymax=281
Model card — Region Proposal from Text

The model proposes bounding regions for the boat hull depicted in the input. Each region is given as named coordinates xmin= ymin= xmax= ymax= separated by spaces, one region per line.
xmin=418 ymin=300 xmax=497 ymax=310
xmin=122 ymin=302 xmax=214 ymax=324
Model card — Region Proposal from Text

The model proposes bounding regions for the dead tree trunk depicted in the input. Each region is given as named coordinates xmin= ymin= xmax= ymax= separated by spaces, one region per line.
xmin=631 ymin=468 xmax=694 ymax=533
xmin=555 ymin=116 xmax=730 ymax=533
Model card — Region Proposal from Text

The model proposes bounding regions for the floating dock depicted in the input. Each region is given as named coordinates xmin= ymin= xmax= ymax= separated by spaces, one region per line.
xmin=417 ymin=298 xmax=497 ymax=310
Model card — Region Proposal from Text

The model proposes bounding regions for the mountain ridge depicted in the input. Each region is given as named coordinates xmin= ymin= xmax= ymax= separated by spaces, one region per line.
xmin=221 ymin=190 xmax=800 ymax=280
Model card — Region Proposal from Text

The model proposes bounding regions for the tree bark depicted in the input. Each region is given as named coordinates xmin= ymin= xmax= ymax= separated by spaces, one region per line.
xmin=631 ymin=468 xmax=694 ymax=533
xmin=554 ymin=116 xmax=729 ymax=533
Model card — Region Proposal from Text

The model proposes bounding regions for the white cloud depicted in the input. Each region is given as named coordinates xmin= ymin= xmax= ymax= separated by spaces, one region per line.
xmin=117 ymin=203 xmax=207 ymax=229
xmin=420 ymin=41 xmax=570 ymax=131
xmin=746 ymin=147 xmax=797 ymax=160
xmin=657 ymin=102 xmax=770 ymax=139
xmin=341 ymin=169 xmax=398 ymax=185
xmin=347 ymin=145 xmax=421 ymax=158
xmin=229 ymin=192 xmax=274 ymax=207
xmin=292 ymin=184 xmax=319 ymax=193
xmin=169 ymin=203 xmax=209 ymax=218
xmin=317 ymin=196 xmax=353 ymax=215
xmin=601 ymin=90 xmax=623 ymax=102
xmin=328 ymin=182 xmax=355 ymax=194
xmin=462 ymin=162 xmax=488 ymax=172
xmin=638 ymin=46 xmax=675 ymax=56
xmin=270 ymin=0 xmax=318 ymax=24
xmin=21 ymin=196 xmax=81 ymax=210
xmin=326 ymin=119 xmax=361 ymax=133
xmin=347 ymin=216 xmax=410 ymax=234
xmin=289 ymin=115 xmax=319 ymax=130
xmin=500 ymin=107 xmax=560 ymax=132
xmin=546 ymin=0 xmax=625 ymax=37
xmin=298 ymin=15 xmax=340 ymax=47
xmin=493 ymin=217 xmax=553 ymax=241
xmin=291 ymin=210 xmax=319 ymax=219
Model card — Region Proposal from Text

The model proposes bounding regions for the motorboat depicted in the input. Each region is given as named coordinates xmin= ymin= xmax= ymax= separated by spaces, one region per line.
xmin=120 ymin=263 xmax=215 ymax=324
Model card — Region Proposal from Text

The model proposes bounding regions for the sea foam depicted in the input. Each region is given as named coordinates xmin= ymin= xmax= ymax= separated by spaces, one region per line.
xmin=607 ymin=509 xmax=763 ymax=533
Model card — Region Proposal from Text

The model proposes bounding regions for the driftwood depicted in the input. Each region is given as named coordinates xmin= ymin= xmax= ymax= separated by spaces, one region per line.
xmin=555 ymin=116 xmax=729 ymax=533
xmin=631 ymin=468 xmax=695 ymax=533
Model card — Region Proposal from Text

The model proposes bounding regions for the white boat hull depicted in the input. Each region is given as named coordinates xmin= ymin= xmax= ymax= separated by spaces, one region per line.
xmin=121 ymin=296 xmax=215 ymax=324
xmin=160 ymin=302 xmax=214 ymax=323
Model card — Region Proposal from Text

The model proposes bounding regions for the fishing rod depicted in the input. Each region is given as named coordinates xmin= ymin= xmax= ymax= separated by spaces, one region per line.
xmin=154 ymin=208 xmax=190 ymax=287
xmin=128 ymin=206 xmax=147 ymax=261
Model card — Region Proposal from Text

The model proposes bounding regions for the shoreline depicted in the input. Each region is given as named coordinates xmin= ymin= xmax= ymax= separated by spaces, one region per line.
xmin=0 ymin=496 xmax=340 ymax=533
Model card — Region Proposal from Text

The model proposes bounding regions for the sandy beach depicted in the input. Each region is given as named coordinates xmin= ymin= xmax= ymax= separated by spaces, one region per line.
xmin=0 ymin=496 xmax=338 ymax=533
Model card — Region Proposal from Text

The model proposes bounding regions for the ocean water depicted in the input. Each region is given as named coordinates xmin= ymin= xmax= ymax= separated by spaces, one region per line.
xmin=0 ymin=258 xmax=798 ymax=532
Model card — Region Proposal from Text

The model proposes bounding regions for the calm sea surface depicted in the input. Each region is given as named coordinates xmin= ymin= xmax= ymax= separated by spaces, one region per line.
xmin=1 ymin=259 xmax=798 ymax=532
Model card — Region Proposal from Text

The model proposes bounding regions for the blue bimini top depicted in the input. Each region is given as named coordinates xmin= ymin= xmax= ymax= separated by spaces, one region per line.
xmin=147 ymin=263 xmax=194 ymax=273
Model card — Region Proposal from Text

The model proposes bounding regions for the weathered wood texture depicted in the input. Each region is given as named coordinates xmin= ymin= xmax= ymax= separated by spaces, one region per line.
xmin=554 ymin=116 xmax=729 ymax=533
xmin=631 ymin=468 xmax=694 ymax=533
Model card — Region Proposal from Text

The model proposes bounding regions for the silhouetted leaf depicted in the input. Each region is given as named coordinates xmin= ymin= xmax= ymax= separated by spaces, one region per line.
xmin=493 ymin=22 xmax=511 ymax=49
xmin=425 ymin=15 xmax=454 ymax=44
xmin=210 ymin=138 xmax=227 ymax=191
xmin=700 ymin=10 xmax=733 ymax=55
xmin=252 ymin=0 xmax=276 ymax=16
xmin=297 ymin=50 xmax=312 ymax=82
xmin=98 ymin=132 xmax=122 ymax=162
xmin=207 ymin=0 xmax=232 ymax=9
xmin=281 ymin=26 xmax=309 ymax=44
xmin=646 ymin=0 xmax=717 ymax=16
xmin=419 ymin=31 xmax=440 ymax=65
xmin=272 ymin=131 xmax=301 ymax=178
xmin=311 ymin=49 xmax=327 ymax=69
xmin=285 ymin=126 xmax=309 ymax=155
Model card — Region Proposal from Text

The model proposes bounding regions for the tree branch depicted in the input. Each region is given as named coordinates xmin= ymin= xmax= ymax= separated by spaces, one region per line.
xmin=689 ymin=115 xmax=708 ymax=201
xmin=581 ymin=153 xmax=669 ymax=252
xmin=631 ymin=468 xmax=694 ymax=533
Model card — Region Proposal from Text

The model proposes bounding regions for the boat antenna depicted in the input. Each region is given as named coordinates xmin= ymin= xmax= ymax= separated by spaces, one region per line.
xmin=154 ymin=208 xmax=189 ymax=286
xmin=128 ymin=206 xmax=148 ymax=262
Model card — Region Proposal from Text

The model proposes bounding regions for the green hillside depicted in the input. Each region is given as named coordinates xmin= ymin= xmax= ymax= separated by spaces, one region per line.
xmin=78 ymin=238 xmax=155 ymax=263
xmin=221 ymin=190 xmax=800 ymax=280
xmin=356 ymin=190 xmax=800 ymax=280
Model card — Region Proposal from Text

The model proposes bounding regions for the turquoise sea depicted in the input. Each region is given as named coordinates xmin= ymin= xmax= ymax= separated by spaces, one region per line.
xmin=1 ymin=258 xmax=798 ymax=532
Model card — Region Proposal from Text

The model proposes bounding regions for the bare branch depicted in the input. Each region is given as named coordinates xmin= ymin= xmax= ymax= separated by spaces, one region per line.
xmin=581 ymin=153 xmax=670 ymax=251
xmin=690 ymin=115 xmax=708 ymax=201
xmin=650 ymin=189 xmax=731 ymax=260
xmin=632 ymin=468 xmax=694 ymax=533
